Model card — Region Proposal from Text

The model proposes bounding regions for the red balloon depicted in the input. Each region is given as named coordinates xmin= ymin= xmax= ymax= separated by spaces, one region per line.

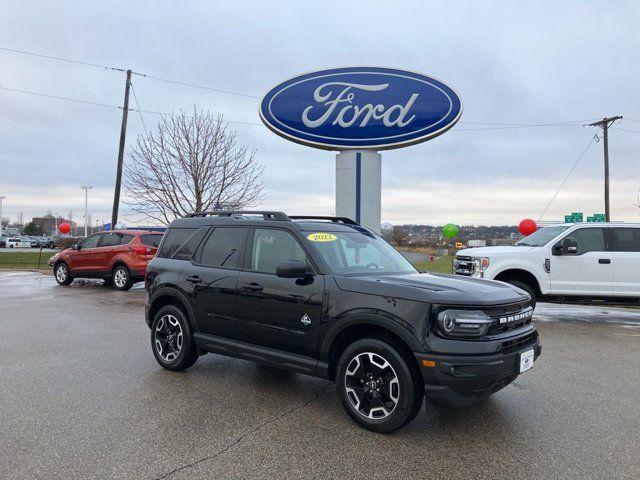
xmin=518 ymin=218 xmax=537 ymax=236
xmin=59 ymin=223 xmax=71 ymax=234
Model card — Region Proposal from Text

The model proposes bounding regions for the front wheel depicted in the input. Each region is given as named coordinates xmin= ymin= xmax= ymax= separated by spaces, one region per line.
xmin=54 ymin=262 xmax=73 ymax=286
xmin=336 ymin=337 xmax=424 ymax=433
xmin=151 ymin=305 xmax=199 ymax=371
xmin=112 ymin=265 xmax=133 ymax=291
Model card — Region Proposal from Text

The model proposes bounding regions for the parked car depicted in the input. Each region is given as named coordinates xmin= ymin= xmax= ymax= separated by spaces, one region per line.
xmin=30 ymin=236 xmax=55 ymax=248
xmin=49 ymin=230 xmax=164 ymax=290
xmin=145 ymin=211 xmax=540 ymax=433
xmin=454 ymin=222 xmax=640 ymax=306
xmin=6 ymin=236 xmax=32 ymax=248
xmin=0 ymin=236 xmax=7 ymax=247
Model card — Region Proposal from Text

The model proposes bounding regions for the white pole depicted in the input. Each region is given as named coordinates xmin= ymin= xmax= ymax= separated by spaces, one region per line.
xmin=81 ymin=185 xmax=93 ymax=237
xmin=0 ymin=196 xmax=5 ymax=237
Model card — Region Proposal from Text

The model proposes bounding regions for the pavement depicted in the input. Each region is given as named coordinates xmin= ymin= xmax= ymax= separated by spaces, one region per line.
xmin=1 ymin=271 xmax=639 ymax=480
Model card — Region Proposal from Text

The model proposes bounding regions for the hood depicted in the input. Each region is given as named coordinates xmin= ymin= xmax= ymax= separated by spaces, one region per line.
xmin=457 ymin=245 xmax=536 ymax=257
xmin=334 ymin=272 xmax=529 ymax=305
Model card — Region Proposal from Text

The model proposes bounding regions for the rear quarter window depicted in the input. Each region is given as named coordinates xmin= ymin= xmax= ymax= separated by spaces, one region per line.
xmin=140 ymin=234 xmax=162 ymax=247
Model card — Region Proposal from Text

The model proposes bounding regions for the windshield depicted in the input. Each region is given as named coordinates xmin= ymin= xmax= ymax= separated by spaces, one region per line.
xmin=305 ymin=228 xmax=417 ymax=275
xmin=516 ymin=225 xmax=571 ymax=246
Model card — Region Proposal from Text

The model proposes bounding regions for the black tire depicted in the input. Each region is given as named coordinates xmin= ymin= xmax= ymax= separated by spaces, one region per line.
xmin=336 ymin=337 xmax=423 ymax=433
xmin=54 ymin=262 xmax=74 ymax=286
xmin=112 ymin=264 xmax=134 ymax=291
xmin=150 ymin=305 xmax=199 ymax=371
xmin=507 ymin=280 xmax=537 ymax=310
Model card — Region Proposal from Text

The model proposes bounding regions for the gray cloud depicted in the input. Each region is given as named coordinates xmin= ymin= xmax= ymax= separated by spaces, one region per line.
xmin=0 ymin=0 xmax=638 ymax=225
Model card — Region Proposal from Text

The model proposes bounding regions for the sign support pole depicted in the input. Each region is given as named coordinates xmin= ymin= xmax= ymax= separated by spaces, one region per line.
xmin=335 ymin=150 xmax=381 ymax=233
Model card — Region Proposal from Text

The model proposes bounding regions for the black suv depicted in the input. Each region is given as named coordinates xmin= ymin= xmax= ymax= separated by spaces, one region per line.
xmin=145 ymin=211 xmax=541 ymax=433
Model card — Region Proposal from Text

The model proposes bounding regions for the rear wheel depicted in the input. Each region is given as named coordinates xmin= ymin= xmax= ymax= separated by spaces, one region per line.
xmin=54 ymin=262 xmax=73 ymax=286
xmin=506 ymin=280 xmax=537 ymax=309
xmin=336 ymin=337 xmax=423 ymax=433
xmin=151 ymin=305 xmax=198 ymax=371
xmin=112 ymin=265 xmax=133 ymax=291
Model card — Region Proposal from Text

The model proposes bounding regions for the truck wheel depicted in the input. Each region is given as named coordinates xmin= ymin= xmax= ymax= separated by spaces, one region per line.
xmin=112 ymin=265 xmax=133 ymax=291
xmin=507 ymin=280 xmax=537 ymax=309
xmin=336 ymin=337 xmax=423 ymax=433
xmin=54 ymin=262 xmax=74 ymax=286
xmin=151 ymin=305 xmax=198 ymax=371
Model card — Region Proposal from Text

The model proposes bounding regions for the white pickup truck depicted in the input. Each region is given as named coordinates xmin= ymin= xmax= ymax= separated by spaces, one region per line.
xmin=454 ymin=223 xmax=640 ymax=307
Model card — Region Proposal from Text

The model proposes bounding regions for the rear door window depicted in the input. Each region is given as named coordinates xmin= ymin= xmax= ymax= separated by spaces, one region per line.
xmin=612 ymin=228 xmax=640 ymax=252
xmin=99 ymin=233 xmax=122 ymax=247
xmin=120 ymin=234 xmax=134 ymax=245
xmin=197 ymin=228 xmax=247 ymax=268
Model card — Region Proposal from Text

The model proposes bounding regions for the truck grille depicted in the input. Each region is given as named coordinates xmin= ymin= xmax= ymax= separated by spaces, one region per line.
xmin=453 ymin=256 xmax=474 ymax=276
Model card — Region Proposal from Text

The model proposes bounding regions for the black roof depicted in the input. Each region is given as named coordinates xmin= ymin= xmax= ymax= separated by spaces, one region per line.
xmin=169 ymin=211 xmax=364 ymax=232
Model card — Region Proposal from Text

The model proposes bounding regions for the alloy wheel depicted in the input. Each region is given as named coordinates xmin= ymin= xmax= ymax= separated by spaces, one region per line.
xmin=154 ymin=314 xmax=183 ymax=362
xmin=114 ymin=268 xmax=128 ymax=288
xmin=55 ymin=264 xmax=67 ymax=283
xmin=344 ymin=352 xmax=400 ymax=419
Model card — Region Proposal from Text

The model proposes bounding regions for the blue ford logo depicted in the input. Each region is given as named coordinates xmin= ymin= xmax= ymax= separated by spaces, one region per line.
xmin=259 ymin=67 xmax=462 ymax=150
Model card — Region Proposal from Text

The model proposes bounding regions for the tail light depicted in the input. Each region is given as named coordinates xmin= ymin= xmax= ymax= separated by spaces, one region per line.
xmin=130 ymin=246 xmax=152 ymax=256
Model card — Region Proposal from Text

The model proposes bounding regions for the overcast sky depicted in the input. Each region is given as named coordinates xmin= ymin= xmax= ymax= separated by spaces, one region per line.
xmin=1 ymin=1 xmax=639 ymax=227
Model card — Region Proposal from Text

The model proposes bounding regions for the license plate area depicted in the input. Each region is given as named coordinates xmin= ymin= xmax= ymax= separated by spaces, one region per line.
xmin=519 ymin=348 xmax=534 ymax=373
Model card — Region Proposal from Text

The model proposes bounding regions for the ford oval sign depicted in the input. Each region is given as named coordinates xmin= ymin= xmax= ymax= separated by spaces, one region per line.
xmin=259 ymin=67 xmax=462 ymax=150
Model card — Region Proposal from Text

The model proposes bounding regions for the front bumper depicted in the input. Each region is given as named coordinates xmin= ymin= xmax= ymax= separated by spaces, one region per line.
xmin=414 ymin=337 xmax=542 ymax=408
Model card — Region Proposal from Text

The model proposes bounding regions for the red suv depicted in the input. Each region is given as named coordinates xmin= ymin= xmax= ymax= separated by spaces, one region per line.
xmin=50 ymin=230 xmax=164 ymax=290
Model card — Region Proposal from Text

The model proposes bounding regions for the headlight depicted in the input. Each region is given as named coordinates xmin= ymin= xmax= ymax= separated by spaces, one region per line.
xmin=473 ymin=257 xmax=490 ymax=271
xmin=437 ymin=309 xmax=493 ymax=338
xmin=468 ymin=257 xmax=490 ymax=278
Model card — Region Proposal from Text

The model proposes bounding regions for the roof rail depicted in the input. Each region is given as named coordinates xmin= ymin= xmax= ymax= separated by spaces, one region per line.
xmin=289 ymin=215 xmax=358 ymax=225
xmin=184 ymin=211 xmax=290 ymax=221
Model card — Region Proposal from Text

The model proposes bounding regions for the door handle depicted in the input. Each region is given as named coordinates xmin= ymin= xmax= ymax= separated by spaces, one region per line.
xmin=242 ymin=282 xmax=263 ymax=292
xmin=598 ymin=259 xmax=611 ymax=264
xmin=186 ymin=275 xmax=203 ymax=284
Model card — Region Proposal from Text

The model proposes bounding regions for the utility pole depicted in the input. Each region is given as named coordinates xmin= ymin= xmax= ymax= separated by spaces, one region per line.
xmin=589 ymin=116 xmax=623 ymax=222
xmin=81 ymin=185 xmax=93 ymax=237
xmin=111 ymin=69 xmax=132 ymax=229
xmin=0 ymin=195 xmax=5 ymax=237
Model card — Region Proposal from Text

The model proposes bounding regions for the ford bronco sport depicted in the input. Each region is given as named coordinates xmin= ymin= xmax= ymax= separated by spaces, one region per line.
xmin=145 ymin=211 xmax=541 ymax=433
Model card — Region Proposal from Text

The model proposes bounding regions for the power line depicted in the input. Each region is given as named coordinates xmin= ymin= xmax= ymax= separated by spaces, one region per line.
xmin=0 ymin=85 xmax=122 ymax=110
xmin=131 ymin=71 xmax=260 ymax=99
xmin=0 ymin=85 xmax=261 ymax=125
xmin=0 ymin=46 xmax=126 ymax=72
xmin=538 ymin=135 xmax=597 ymax=221
xmin=129 ymin=81 xmax=148 ymax=135
xmin=612 ymin=126 xmax=640 ymax=135
xmin=0 ymin=45 xmax=258 ymax=100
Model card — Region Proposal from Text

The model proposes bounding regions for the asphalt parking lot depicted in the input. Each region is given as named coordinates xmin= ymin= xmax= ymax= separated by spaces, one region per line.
xmin=1 ymin=272 xmax=639 ymax=480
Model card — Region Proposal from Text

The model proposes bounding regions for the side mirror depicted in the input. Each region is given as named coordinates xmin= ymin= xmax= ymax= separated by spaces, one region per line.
xmin=552 ymin=243 xmax=563 ymax=256
xmin=276 ymin=260 xmax=309 ymax=279
xmin=72 ymin=244 xmax=80 ymax=251
xmin=562 ymin=237 xmax=578 ymax=255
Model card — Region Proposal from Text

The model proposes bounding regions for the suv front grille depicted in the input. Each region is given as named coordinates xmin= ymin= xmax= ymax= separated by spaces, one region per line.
xmin=484 ymin=302 xmax=534 ymax=335
xmin=500 ymin=331 xmax=538 ymax=354
xmin=453 ymin=256 xmax=474 ymax=276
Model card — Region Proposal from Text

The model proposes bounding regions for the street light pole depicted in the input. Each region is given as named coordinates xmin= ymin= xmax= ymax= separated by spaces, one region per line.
xmin=81 ymin=185 xmax=93 ymax=237
xmin=0 ymin=196 xmax=5 ymax=237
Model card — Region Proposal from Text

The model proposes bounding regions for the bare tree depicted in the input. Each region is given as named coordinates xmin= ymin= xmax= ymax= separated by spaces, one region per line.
xmin=124 ymin=109 xmax=264 ymax=224
xmin=634 ymin=190 xmax=640 ymax=212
